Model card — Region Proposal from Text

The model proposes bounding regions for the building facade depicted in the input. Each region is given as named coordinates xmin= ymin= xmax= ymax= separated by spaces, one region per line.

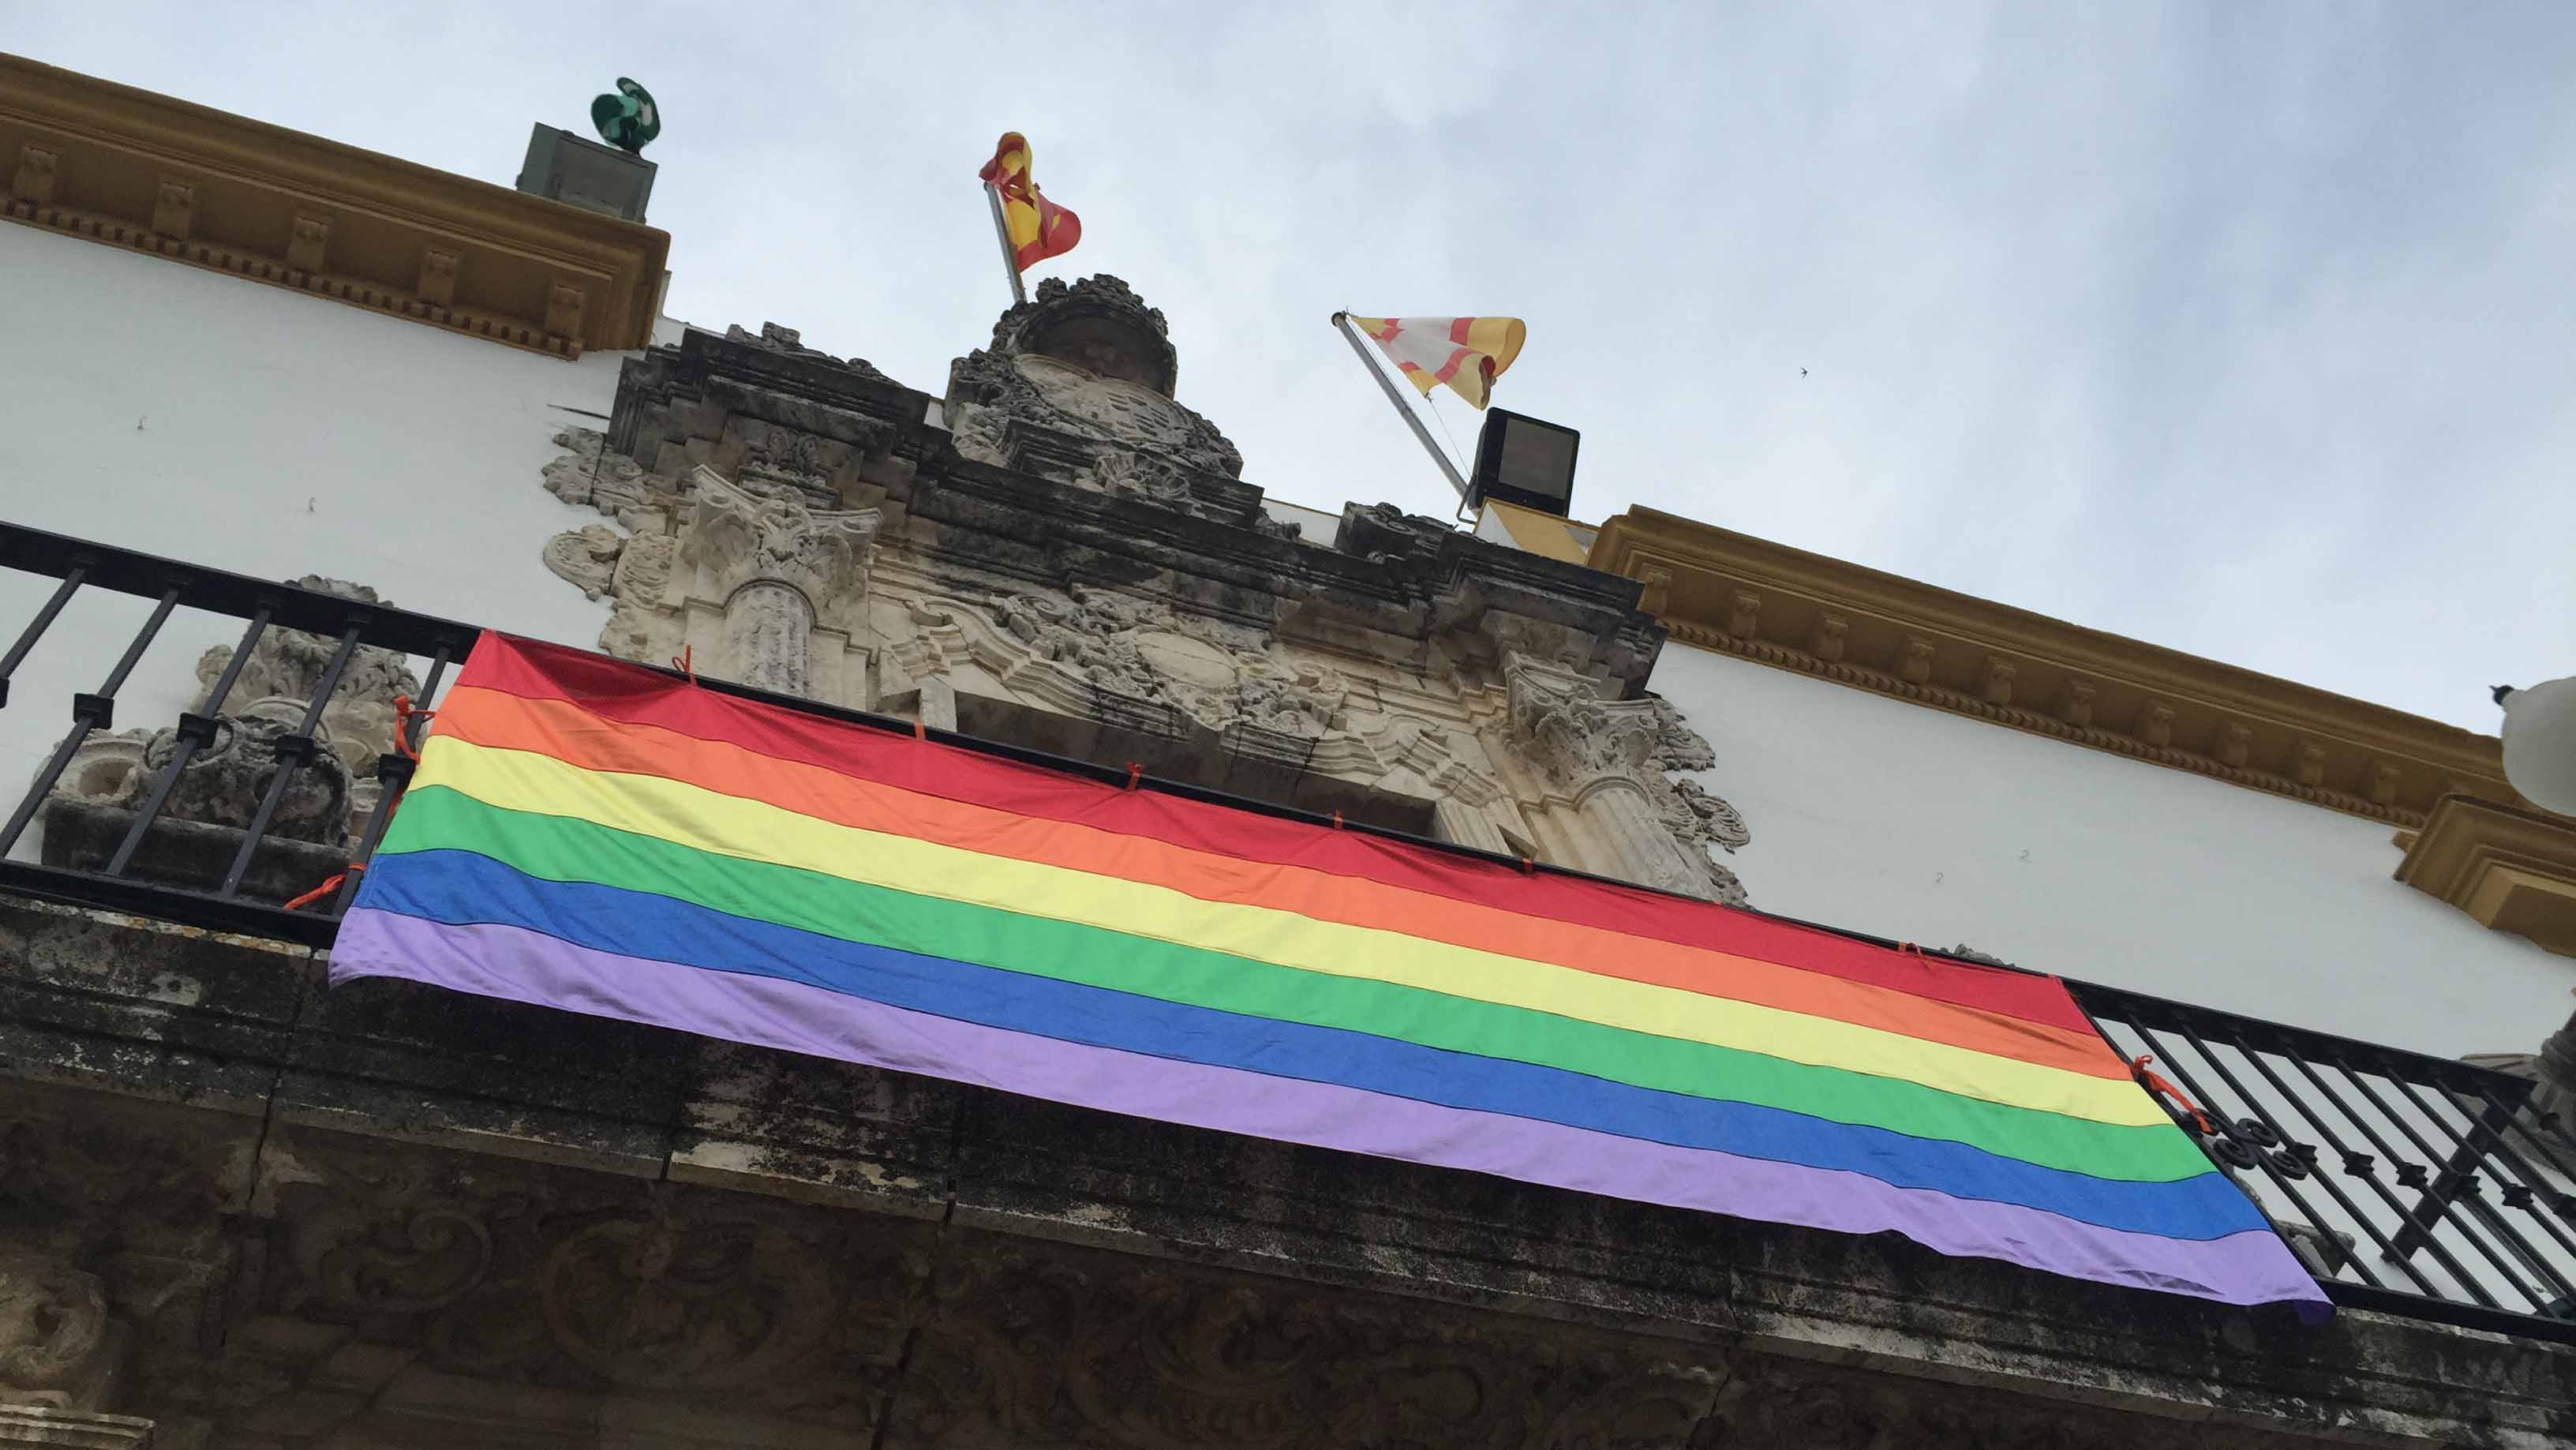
xmin=4 ymin=54 xmax=2574 ymax=1448
xmin=1478 ymin=500 xmax=2574 ymax=1061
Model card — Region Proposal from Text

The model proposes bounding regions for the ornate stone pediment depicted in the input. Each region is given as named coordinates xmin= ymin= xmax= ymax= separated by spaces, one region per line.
xmin=534 ymin=287 xmax=1737 ymax=907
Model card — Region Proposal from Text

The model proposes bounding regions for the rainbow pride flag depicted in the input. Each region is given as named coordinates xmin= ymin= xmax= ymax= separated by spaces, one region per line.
xmin=333 ymin=634 xmax=2327 ymax=1314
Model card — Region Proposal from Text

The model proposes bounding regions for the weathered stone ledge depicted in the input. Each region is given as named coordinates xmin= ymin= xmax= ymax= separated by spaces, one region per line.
xmin=4 ymin=896 xmax=2571 ymax=1447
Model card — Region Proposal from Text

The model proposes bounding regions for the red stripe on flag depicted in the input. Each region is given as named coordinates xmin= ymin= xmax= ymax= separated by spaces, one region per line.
xmin=445 ymin=632 xmax=2106 ymax=1033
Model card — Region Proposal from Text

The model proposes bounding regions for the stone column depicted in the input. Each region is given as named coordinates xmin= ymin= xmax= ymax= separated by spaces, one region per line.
xmin=1570 ymin=775 xmax=1713 ymax=897
xmin=723 ymin=580 xmax=817 ymax=695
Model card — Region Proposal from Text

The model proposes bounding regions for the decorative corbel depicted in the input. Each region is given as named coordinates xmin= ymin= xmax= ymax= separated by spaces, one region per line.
xmin=1728 ymin=590 xmax=1762 ymax=640
xmin=1813 ymin=613 xmax=1848 ymax=662
xmin=149 ymin=176 xmax=194 ymax=239
xmin=1636 ymin=564 xmax=1672 ymax=616
xmin=417 ymin=246 xmax=461 ymax=306
xmin=2369 ymin=762 xmax=2402 ymax=807
xmin=1981 ymin=657 xmax=2016 ymax=707
xmin=2060 ymin=679 xmax=2097 ymax=727
xmin=286 ymin=209 xmax=331 ymax=272
xmin=1900 ymin=635 xmax=1936 ymax=686
xmin=544 ymin=283 xmax=589 ymax=339
xmin=9 ymin=143 xmax=59 ymax=205
xmin=2217 ymin=721 xmax=2252 ymax=768
xmin=2293 ymin=740 xmax=2327 ymax=786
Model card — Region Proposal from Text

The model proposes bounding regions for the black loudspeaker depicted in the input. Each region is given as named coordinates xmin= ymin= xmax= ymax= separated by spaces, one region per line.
xmin=1469 ymin=409 xmax=1580 ymax=518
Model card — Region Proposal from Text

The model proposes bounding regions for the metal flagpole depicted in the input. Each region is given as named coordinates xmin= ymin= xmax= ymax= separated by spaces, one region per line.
xmin=984 ymin=183 xmax=1028 ymax=306
xmin=1331 ymin=312 xmax=1470 ymax=500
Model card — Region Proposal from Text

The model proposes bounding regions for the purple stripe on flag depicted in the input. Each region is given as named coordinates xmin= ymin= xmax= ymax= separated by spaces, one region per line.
xmin=330 ymin=908 xmax=2329 ymax=1315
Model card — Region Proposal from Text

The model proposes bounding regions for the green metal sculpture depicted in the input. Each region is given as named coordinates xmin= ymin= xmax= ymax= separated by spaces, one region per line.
xmin=590 ymin=78 xmax=660 ymax=155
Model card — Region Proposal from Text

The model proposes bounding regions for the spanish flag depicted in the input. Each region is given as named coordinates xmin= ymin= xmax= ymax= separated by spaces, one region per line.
xmin=979 ymin=132 xmax=1081 ymax=273
xmin=1344 ymin=316 xmax=1526 ymax=409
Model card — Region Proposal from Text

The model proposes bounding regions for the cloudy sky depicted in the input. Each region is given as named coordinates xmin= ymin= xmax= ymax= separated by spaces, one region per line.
xmin=8 ymin=4 xmax=2570 ymax=730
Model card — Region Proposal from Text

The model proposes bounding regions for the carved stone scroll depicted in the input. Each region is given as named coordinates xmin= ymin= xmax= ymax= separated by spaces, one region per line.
xmin=0 ymin=1253 xmax=125 ymax=1414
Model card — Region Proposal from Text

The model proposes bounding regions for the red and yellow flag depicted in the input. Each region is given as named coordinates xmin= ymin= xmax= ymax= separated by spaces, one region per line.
xmin=1344 ymin=316 xmax=1526 ymax=409
xmin=979 ymin=132 xmax=1081 ymax=273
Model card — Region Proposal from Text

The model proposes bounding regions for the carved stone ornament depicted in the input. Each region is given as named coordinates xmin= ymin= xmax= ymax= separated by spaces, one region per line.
xmin=897 ymin=1245 xmax=1724 ymax=1450
xmin=1509 ymin=664 xmax=1750 ymax=905
xmin=245 ymin=1136 xmax=922 ymax=1436
xmin=683 ymin=467 xmax=882 ymax=620
xmin=1694 ymin=1355 xmax=2306 ymax=1450
xmin=541 ymin=423 xmax=662 ymax=528
xmin=984 ymin=586 xmax=1348 ymax=740
xmin=195 ymin=578 xmax=417 ymax=785
xmin=722 ymin=320 xmax=892 ymax=383
xmin=40 ymin=575 xmax=414 ymax=856
xmin=987 ymin=272 xmax=1181 ymax=398
xmin=947 ymin=275 xmax=1249 ymax=506
xmin=540 ymin=427 xmax=883 ymax=700
xmin=1336 ymin=501 xmax=1457 ymax=568
xmin=683 ymin=466 xmax=885 ymax=695
xmin=0 ymin=1253 xmax=125 ymax=1412
xmin=119 ymin=698 xmax=350 ymax=844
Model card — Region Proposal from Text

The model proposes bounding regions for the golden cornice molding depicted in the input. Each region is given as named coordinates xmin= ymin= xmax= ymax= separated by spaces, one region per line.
xmin=2396 ymin=796 xmax=2576 ymax=957
xmin=0 ymin=54 xmax=668 ymax=358
xmin=1589 ymin=507 xmax=2512 ymax=829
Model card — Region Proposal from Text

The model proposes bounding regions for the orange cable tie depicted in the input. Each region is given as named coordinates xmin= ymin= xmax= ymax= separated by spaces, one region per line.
xmin=2130 ymin=1054 xmax=2215 ymax=1137
xmin=390 ymin=694 xmax=434 ymax=761
xmin=283 ymin=860 xmax=363 ymax=912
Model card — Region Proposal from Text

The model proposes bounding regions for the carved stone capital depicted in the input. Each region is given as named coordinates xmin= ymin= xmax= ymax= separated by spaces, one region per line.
xmin=681 ymin=465 xmax=882 ymax=628
xmin=1507 ymin=662 xmax=1660 ymax=786
xmin=1506 ymin=663 xmax=1750 ymax=904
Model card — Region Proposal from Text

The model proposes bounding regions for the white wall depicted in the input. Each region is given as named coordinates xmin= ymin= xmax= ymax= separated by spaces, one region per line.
xmin=0 ymin=222 xmax=626 ymax=842
xmin=1655 ymin=642 xmax=2572 ymax=1058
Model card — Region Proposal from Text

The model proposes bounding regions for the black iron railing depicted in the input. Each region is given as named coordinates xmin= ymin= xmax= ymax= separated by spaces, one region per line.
xmin=2 ymin=521 xmax=2571 ymax=1343
xmin=2072 ymin=980 xmax=2576 ymax=1341
xmin=0 ymin=524 xmax=476 ymax=945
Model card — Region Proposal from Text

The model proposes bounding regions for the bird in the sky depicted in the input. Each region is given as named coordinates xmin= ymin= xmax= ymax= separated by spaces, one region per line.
xmin=1800 ymin=367 xmax=1809 ymax=377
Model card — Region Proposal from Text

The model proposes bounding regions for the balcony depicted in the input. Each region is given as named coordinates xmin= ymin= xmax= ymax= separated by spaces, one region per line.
xmin=3 ymin=522 xmax=2571 ymax=1448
